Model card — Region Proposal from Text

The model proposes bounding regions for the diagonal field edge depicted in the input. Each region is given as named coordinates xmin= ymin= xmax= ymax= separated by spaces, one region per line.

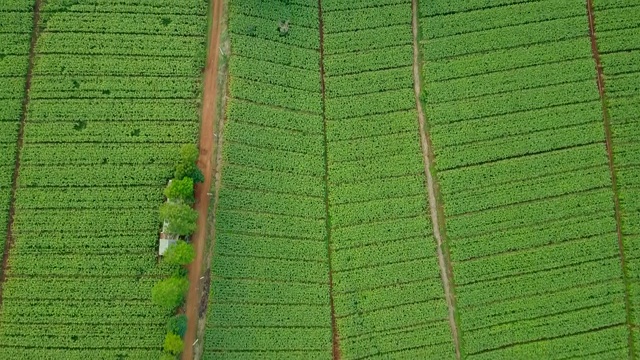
xmin=411 ymin=0 xmax=462 ymax=359
xmin=0 ymin=0 xmax=43 ymax=309
xmin=586 ymin=0 xmax=636 ymax=358
xmin=317 ymin=1 xmax=342 ymax=359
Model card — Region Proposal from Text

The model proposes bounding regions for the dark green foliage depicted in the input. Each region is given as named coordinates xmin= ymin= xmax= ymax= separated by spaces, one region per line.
xmin=174 ymin=144 xmax=204 ymax=183
xmin=159 ymin=203 xmax=198 ymax=236
xmin=166 ymin=315 xmax=188 ymax=338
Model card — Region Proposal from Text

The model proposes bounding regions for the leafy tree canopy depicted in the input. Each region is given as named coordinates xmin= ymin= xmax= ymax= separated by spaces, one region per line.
xmin=160 ymin=203 xmax=198 ymax=236
xmin=174 ymin=144 xmax=204 ymax=183
xmin=180 ymin=144 xmax=199 ymax=164
xmin=163 ymin=332 xmax=184 ymax=356
xmin=166 ymin=314 xmax=188 ymax=338
xmin=151 ymin=277 xmax=189 ymax=311
xmin=164 ymin=177 xmax=194 ymax=203
xmin=164 ymin=241 xmax=195 ymax=266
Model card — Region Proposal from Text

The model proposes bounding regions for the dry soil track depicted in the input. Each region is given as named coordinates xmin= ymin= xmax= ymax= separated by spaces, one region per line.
xmin=586 ymin=0 xmax=635 ymax=357
xmin=182 ymin=0 xmax=223 ymax=358
xmin=411 ymin=0 xmax=461 ymax=358
xmin=317 ymin=0 xmax=341 ymax=358
xmin=0 ymin=0 xmax=42 ymax=308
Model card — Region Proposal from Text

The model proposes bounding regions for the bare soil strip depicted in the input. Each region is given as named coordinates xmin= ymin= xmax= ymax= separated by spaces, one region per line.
xmin=0 ymin=0 xmax=42 ymax=307
xmin=317 ymin=1 xmax=341 ymax=359
xmin=411 ymin=1 xmax=462 ymax=359
xmin=182 ymin=0 xmax=224 ymax=358
xmin=586 ymin=0 xmax=635 ymax=357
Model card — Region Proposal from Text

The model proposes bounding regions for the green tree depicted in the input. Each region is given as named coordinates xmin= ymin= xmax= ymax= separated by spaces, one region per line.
xmin=164 ymin=333 xmax=184 ymax=356
xmin=164 ymin=177 xmax=194 ymax=203
xmin=166 ymin=314 xmax=188 ymax=338
xmin=175 ymin=162 xmax=204 ymax=184
xmin=160 ymin=203 xmax=198 ymax=236
xmin=175 ymin=144 xmax=204 ymax=183
xmin=151 ymin=277 xmax=189 ymax=311
xmin=164 ymin=241 xmax=195 ymax=266
xmin=180 ymin=143 xmax=199 ymax=164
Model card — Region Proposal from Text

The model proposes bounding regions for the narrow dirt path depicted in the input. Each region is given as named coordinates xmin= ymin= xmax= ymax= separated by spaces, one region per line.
xmin=317 ymin=1 xmax=341 ymax=358
xmin=411 ymin=1 xmax=461 ymax=359
xmin=586 ymin=1 xmax=635 ymax=358
xmin=182 ymin=0 xmax=223 ymax=358
xmin=0 ymin=0 xmax=42 ymax=307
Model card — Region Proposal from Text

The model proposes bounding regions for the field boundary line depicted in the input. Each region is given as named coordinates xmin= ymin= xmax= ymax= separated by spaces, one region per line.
xmin=0 ymin=0 xmax=42 ymax=307
xmin=318 ymin=0 xmax=341 ymax=359
xmin=411 ymin=1 xmax=462 ymax=359
xmin=587 ymin=0 xmax=636 ymax=359
xmin=586 ymin=0 xmax=635 ymax=358
xmin=469 ymin=323 xmax=625 ymax=356
xmin=181 ymin=0 xmax=224 ymax=358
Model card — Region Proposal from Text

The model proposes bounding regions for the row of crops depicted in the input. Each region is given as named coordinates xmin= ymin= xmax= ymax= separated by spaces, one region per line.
xmin=1 ymin=0 xmax=637 ymax=358
xmin=206 ymin=0 xmax=640 ymax=358
xmin=0 ymin=0 xmax=32 ymax=269
xmin=203 ymin=1 xmax=334 ymax=359
xmin=0 ymin=0 xmax=208 ymax=358
xmin=321 ymin=1 xmax=455 ymax=359
xmin=595 ymin=0 xmax=640 ymax=354
xmin=419 ymin=0 xmax=632 ymax=358
xmin=203 ymin=0 xmax=457 ymax=358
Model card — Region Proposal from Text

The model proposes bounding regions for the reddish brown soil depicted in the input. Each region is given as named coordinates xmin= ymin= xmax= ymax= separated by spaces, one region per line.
xmin=586 ymin=0 xmax=635 ymax=356
xmin=411 ymin=0 xmax=461 ymax=358
xmin=0 ymin=0 xmax=42 ymax=306
xmin=317 ymin=1 xmax=341 ymax=358
xmin=181 ymin=0 xmax=224 ymax=358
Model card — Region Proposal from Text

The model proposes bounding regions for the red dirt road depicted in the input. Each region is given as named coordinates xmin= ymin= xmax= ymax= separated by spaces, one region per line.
xmin=182 ymin=0 xmax=223 ymax=358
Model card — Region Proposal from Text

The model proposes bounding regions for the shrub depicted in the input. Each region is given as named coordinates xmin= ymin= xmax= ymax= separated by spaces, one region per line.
xmin=175 ymin=144 xmax=204 ymax=183
xmin=166 ymin=314 xmax=188 ymax=338
xmin=164 ymin=333 xmax=184 ymax=356
xmin=164 ymin=177 xmax=195 ymax=203
xmin=159 ymin=203 xmax=198 ymax=236
xmin=164 ymin=241 xmax=195 ymax=266
xmin=151 ymin=277 xmax=189 ymax=311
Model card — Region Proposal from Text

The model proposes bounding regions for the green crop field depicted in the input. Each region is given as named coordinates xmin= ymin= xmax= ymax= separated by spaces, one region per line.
xmin=202 ymin=0 xmax=640 ymax=359
xmin=0 ymin=0 xmax=639 ymax=359
xmin=0 ymin=0 xmax=207 ymax=359
xmin=596 ymin=0 xmax=640 ymax=353
xmin=0 ymin=0 xmax=32 ymax=265
xmin=419 ymin=1 xmax=630 ymax=358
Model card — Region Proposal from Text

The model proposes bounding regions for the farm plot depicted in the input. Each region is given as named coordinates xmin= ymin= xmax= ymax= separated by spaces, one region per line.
xmin=595 ymin=0 xmax=640 ymax=353
xmin=420 ymin=0 xmax=631 ymax=358
xmin=202 ymin=0 xmax=457 ymax=358
xmin=202 ymin=1 xmax=334 ymax=359
xmin=0 ymin=0 xmax=33 ymax=272
xmin=323 ymin=1 xmax=455 ymax=359
xmin=0 ymin=0 xmax=207 ymax=358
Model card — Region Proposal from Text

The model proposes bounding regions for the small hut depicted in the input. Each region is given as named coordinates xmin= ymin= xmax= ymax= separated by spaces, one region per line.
xmin=159 ymin=220 xmax=178 ymax=255
xmin=159 ymin=180 xmax=178 ymax=255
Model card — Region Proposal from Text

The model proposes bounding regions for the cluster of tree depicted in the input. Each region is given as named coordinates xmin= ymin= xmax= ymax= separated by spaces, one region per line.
xmin=153 ymin=144 xmax=201 ymax=359
xmin=153 ymin=240 xmax=195 ymax=359
xmin=153 ymin=240 xmax=196 ymax=359
xmin=159 ymin=144 xmax=201 ymax=236
xmin=152 ymin=241 xmax=194 ymax=309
